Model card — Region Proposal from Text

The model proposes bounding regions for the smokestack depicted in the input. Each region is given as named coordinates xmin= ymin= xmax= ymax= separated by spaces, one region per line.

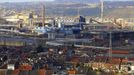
xmin=29 ymin=11 xmax=34 ymax=27
xmin=77 ymin=8 xmax=80 ymax=17
xmin=100 ymin=0 xmax=104 ymax=22
xmin=42 ymin=5 xmax=45 ymax=26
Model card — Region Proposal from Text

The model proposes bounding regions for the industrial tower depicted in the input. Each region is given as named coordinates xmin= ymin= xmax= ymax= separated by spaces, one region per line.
xmin=100 ymin=0 xmax=104 ymax=22
xmin=42 ymin=5 xmax=45 ymax=26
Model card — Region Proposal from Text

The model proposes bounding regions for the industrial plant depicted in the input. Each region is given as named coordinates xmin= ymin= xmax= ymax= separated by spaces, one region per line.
xmin=0 ymin=0 xmax=134 ymax=75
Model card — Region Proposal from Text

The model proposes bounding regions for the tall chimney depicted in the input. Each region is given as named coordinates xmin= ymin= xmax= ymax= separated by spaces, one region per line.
xmin=42 ymin=5 xmax=45 ymax=26
xmin=100 ymin=0 xmax=104 ymax=22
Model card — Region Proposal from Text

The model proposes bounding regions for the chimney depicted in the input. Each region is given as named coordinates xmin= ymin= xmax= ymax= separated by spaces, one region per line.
xmin=42 ymin=5 xmax=45 ymax=26
xmin=100 ymin=0 xmax=104 ymax=22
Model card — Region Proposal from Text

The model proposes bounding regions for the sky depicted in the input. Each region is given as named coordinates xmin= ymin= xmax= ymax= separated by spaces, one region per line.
xmin=0 ymin=0 xmax=54 ymax=2
xmin=0 ymin=0 xmax=132 ymax=3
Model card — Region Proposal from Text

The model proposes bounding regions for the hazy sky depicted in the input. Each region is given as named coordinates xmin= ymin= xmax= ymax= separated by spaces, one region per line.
xmin=0 ymin=0 xmax=54 ymax=2
xmin=0 ymin=0 xmax=132 ymax=2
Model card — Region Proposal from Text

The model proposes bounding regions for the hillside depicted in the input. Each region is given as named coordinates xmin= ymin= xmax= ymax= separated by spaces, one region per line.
xmin=54 ymin=0 xmax=100 ymax=3
xmin=1 ymin=1 xmax=134 ymax=18
xmin=105 ymin=8 xmax=134 ymax=18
